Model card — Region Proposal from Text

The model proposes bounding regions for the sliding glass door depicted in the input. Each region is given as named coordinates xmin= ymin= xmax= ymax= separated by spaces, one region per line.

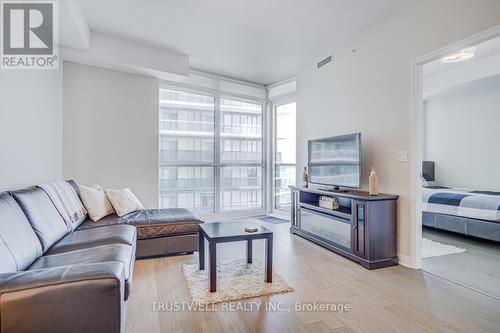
xmin=274 ymin=102 xmax=296 ymax=210
xmin=159 ymin=88 xmax=264 ymax=214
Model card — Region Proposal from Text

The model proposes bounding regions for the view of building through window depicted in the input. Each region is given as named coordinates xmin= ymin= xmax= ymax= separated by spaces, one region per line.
xmin=159 ymin=88 xmax=263 ymax=213
xmin=275 ymin=102 xmax=297 ymax=210
xmin=159 ymin=89 xmax=215 ymax=213
xmin=220 ymin=98 xmax=263 ymax=210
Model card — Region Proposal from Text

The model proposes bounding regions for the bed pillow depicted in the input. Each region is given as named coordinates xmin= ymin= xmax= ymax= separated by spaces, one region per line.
xmin=78 ymin=184 xmax=115 ymax=221
xmin=422 ymin=178 xmax=429 ymax=187
xmin=105 ymin=188 xmax=145 ymax=217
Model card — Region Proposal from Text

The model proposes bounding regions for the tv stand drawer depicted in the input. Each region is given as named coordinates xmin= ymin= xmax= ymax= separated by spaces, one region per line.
xmin=299 ymin=207 xmax=352 ymax=250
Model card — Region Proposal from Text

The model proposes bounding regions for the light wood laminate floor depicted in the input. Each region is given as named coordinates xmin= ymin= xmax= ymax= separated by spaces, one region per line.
xmin=422 ymin=226 xmax=500 ymax=300
xmin=126 ymin=221 xmax=500 ymax=333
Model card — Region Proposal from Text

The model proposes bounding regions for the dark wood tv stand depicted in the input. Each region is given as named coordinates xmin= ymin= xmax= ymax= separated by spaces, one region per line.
xmin=289 ymin=186 xmax=399 ymax=269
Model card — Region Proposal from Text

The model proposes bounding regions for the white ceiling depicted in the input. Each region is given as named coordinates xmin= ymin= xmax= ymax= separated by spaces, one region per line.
xmin=422 ymin=35 xmax=500 ymax=98
xmin=77 ymin=0 xmax=407 ymax=85
xmin=423 ymin=36 xmax=500 ymax=75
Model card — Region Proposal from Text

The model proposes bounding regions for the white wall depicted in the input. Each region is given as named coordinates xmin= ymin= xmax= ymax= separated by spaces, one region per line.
xmin=423 ymin=52 xmax=500 ymax=98
xmin=63 ymin=62 xmax=159 ymax=208
xmin=0 ymin=0 xmax=86 ymax=192
xmin=424 ymin=76 xmax=500 ymax=190
xmin=0 ymin=69 xmax=63 ymax=191
xmin=296 ymin=0 xmax=500 ymax=264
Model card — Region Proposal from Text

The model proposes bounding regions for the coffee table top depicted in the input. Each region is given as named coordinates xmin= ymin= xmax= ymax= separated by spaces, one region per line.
xmin=199 ymin=221 xmax=272 ymax=241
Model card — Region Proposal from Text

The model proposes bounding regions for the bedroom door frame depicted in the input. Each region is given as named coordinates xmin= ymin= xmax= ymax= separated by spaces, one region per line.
xmin=409 ymin=24 xmax=500 ymax=269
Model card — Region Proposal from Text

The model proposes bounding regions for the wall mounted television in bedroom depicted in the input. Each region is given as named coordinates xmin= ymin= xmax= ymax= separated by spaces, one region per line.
xmin=308 ymin=133 xmax=362 ymax=191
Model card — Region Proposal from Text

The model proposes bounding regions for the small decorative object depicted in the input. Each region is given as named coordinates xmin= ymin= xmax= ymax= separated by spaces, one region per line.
xmin=319 ymin=196 xmax=339 ymax=210
xmin=369 ymin=166 xmax=378 ymax=196
xmin=302 ymin=166 xmax=309 ymax=188
xmin=244 ymin=227 xmax=258 ymax=233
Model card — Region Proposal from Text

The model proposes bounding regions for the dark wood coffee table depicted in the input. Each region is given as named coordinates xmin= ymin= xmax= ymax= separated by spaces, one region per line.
xmin=198 ymin=221 xmax=273 ymax=292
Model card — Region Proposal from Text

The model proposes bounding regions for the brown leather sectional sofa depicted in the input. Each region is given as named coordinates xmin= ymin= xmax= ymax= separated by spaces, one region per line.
xmin=0 ymin=180 xmax=203 ymax=332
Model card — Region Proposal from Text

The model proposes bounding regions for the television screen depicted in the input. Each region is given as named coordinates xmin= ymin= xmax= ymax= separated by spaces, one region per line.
xmin=308 ymin=133 xmax=361 ymax=188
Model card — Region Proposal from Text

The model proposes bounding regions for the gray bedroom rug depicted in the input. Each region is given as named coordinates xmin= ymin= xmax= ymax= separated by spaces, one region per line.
xmin=421 ymin=238 xmax=466 ymax=259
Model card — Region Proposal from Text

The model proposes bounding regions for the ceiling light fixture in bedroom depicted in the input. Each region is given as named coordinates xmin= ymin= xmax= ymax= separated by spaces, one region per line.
xmin=441 ymin=47 xmax=475 ymax=63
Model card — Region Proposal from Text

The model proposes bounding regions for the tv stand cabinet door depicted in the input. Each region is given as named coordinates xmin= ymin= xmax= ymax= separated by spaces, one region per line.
xmin=291 ymin=189 xmax=300 ymax=228
xmin=352 ymin=200 xmax=367 ymax=258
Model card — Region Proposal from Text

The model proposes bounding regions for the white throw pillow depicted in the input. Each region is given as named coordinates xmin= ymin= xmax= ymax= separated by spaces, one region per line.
xmin=78 ymin=184 xmax=115 ymax=221
xmin=93 ymin=185 xmax=115 ymax=215
xmin=105 ymin=188 xmax=145 ymax=217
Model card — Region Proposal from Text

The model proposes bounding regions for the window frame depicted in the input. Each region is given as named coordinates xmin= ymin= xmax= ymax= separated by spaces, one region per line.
xmin=158 ymin=83 xmax=267 ymax=218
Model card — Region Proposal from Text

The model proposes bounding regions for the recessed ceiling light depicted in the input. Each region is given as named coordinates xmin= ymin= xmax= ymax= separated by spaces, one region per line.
xmin=441 ymin=47 xmax=475 ymax=63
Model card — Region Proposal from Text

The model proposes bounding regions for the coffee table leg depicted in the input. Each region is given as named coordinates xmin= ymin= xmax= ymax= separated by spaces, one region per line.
xmin=247 ymin=239 xmax=253 ymax=264
xmin=265 ymin=235 xmax=273 ymax=283
xmin=198 ymin=230 xmax=205 ymax=270
xmin=209 ymin=241 xmax=217 ymax=292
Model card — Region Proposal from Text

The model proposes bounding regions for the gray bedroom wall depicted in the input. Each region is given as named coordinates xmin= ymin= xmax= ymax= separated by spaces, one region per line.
xmin=0 ymin=67 xmax=63 ymax=191
xmin=296 ymin=0 xmax=500 ymax=263
xmin=424 ymin=75 xmax=500 ymax=190
xmin=63 ymin=62 xmax=159 ymax=208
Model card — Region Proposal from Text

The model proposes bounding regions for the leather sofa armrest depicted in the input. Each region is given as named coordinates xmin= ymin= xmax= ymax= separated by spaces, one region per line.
xmin=0 ymin=262 xmax=126 ymax=333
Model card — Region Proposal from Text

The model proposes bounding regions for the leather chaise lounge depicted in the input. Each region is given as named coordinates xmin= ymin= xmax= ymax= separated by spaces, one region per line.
xmin=65 ymin=180 xmax=203 ymax=258
xmin=0 ymin=181 xmax=203 ymax=332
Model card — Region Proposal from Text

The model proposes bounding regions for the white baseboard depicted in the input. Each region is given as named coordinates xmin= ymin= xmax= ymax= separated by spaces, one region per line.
xmin=397 ymin=253 xmax=413 ymax=268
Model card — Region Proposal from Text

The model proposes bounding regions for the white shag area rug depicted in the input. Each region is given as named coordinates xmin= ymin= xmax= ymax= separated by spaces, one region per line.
xmin=421 ymin=238 xmax=466 ymax=259
xmin=183 ymin=259 xmax=294 ymax=304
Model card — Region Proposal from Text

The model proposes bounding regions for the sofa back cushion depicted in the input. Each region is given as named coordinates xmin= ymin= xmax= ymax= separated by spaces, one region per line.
xmin=0 ymin=193 xmax=43 ymax=273
xmin=12 ymin=187 xmax=69 ymax=252
xmin=67 ymin=179 xmax=80 ymax=196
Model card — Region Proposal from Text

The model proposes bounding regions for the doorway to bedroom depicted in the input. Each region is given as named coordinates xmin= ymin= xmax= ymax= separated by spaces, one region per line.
xmin=419 ymin=34 xmax=500 ymax=300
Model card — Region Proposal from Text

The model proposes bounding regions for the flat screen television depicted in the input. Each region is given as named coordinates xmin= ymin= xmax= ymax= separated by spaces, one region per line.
xmin=308 ymin=133 xmax=362 ymax=190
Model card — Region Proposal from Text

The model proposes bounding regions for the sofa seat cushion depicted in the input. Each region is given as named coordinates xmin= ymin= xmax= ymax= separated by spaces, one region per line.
xmin=77 ymin=208 xmax=203 ymax=239
xmin=28 ymin=244 xmax=135 ymax=300
xmin=46 ymin=225 xmax=137 ymax=255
